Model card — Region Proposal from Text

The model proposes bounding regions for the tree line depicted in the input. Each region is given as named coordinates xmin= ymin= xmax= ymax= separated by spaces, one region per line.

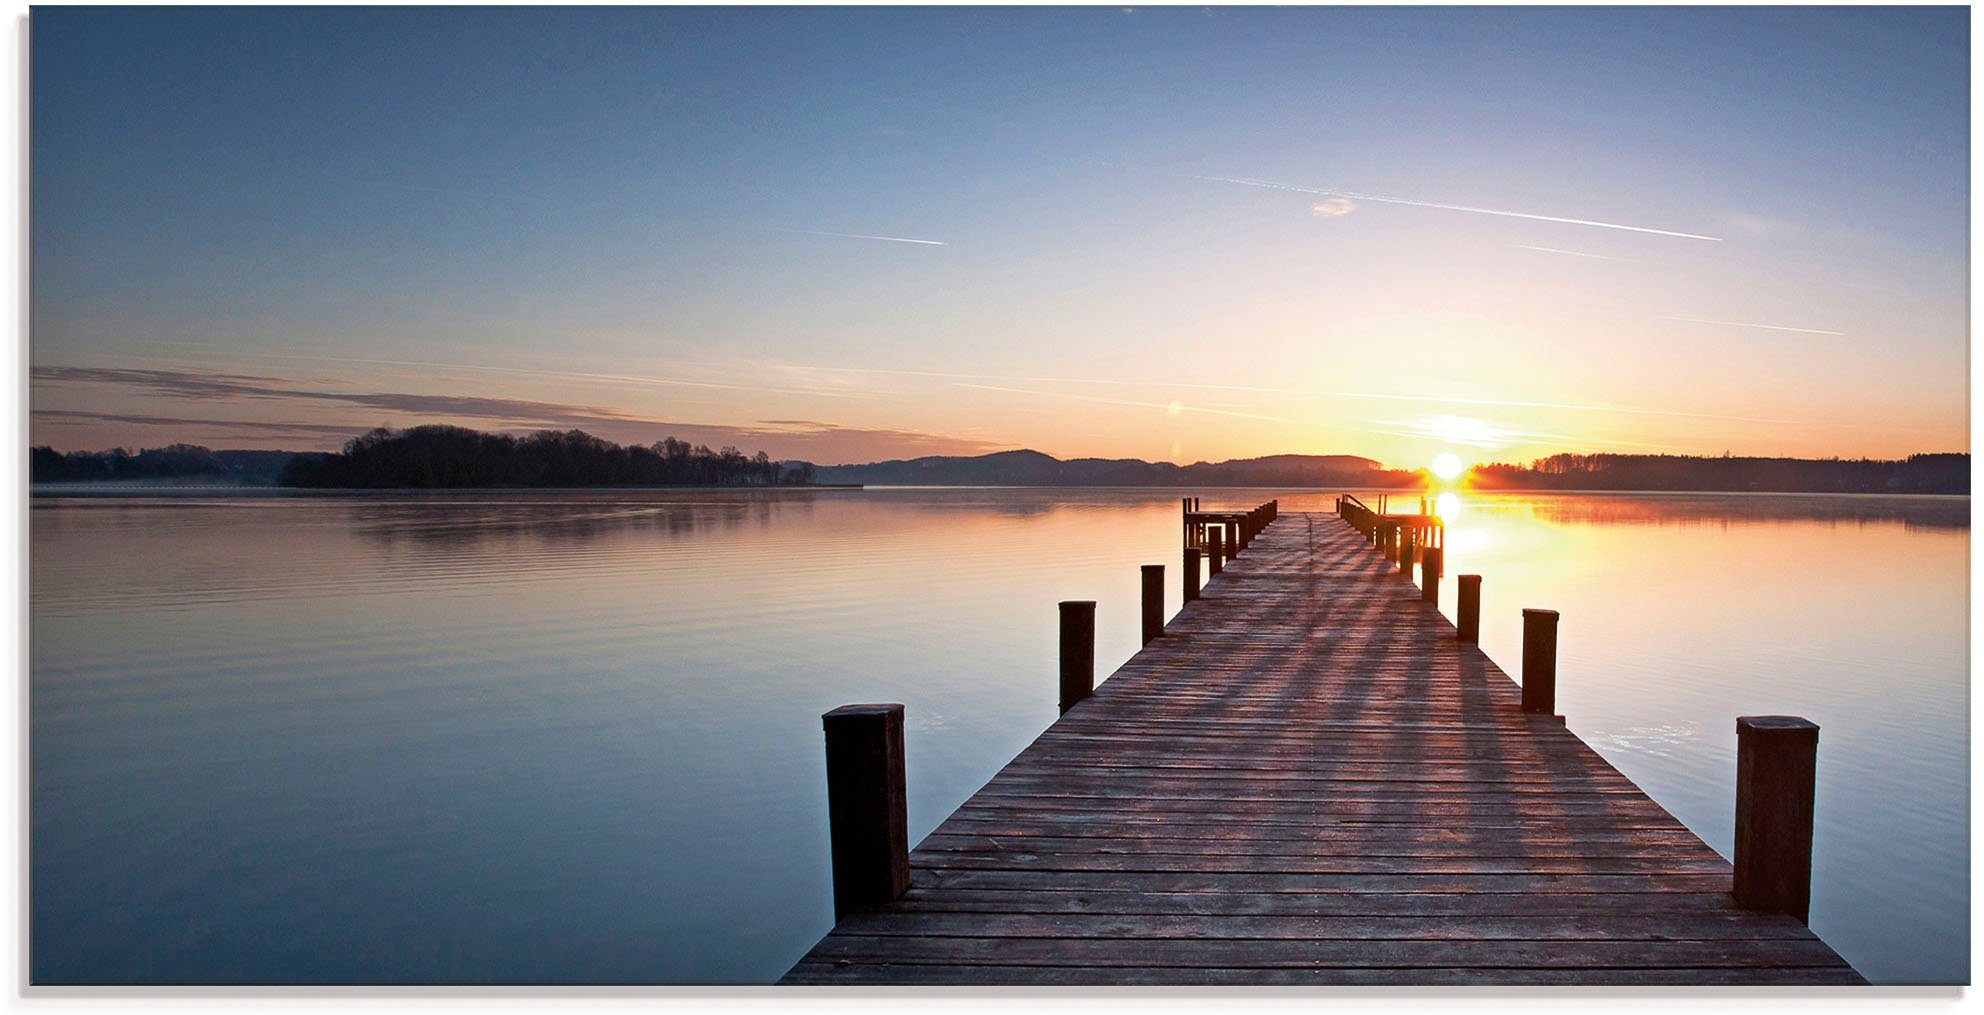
xmin=278 ymin=425 xmax=818 ymax=488
xmin=1467 ymin=452 xmax=1968 ymax=494
xmin=32 ymin=444 xmax=294 ymax=484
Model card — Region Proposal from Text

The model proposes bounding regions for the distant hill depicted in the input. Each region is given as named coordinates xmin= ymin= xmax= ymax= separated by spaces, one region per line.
xmin=811 ymin=449 xmax=1416 ymax=487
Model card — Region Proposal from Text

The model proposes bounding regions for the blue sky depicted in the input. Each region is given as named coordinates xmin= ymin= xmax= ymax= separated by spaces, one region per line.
xmin=30 ymin=6 xmax=1970 ymax=465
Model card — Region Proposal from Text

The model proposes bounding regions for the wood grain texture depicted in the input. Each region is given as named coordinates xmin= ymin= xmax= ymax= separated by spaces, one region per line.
xmin=782 ymin=510 xmax=1863 ymax=986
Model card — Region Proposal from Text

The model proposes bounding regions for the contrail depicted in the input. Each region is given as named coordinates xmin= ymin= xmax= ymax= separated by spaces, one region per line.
xmin=1513 ymin=244 xmax=1641 ymax=262
xmin=1661 ymin=316 xmax=1846 ymax=336
xmin=1193 ymin=173 xmax=1722 ymax=242
xmin=779 ymin=228 xmax=947 ymax=246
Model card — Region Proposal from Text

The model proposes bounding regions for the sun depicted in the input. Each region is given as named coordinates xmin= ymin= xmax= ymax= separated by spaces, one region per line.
xmin=1431 ymin=452 xmax=1466 ymax=481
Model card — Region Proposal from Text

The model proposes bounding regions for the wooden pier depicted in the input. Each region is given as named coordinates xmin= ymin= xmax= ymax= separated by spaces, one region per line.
xmin=784 ymin=499 xmax=1862 ymax=985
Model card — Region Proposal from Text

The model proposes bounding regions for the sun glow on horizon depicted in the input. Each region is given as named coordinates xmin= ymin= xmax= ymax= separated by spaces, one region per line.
xmin=1431 ymin=451 xmax=1466 ymax=480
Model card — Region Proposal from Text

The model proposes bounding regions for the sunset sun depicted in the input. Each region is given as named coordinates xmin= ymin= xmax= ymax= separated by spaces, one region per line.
xmin=1431 ymin=451 xmax=1466 ymax=480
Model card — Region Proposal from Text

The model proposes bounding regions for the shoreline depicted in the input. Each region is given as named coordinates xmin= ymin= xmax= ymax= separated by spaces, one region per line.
xmin=30 ymin=483 xmax=866 ymax=498
xmin=29 ymin=484 xmax=1967 ymax=500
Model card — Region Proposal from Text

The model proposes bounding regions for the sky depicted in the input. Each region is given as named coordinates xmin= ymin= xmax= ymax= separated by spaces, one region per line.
xmin=29 ymin=6 xmax=1970 ymax=468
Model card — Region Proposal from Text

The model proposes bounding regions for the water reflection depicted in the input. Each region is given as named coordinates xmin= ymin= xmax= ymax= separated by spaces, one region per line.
xmin=29 ymin=488 xmax=1968 ymax=984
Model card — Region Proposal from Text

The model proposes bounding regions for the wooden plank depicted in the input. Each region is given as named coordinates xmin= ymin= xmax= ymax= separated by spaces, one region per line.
xmin=801 ymin=934 xmax=1853 ymax=969
xmin=830 ymin=910 xmax=1817 ymax=941
xmin=783 ymin=963 xmax=1868 ymax=986
xmin=781 ymin=510 xmax=1865 ymax=986
xmin=879 ymin=889 xmax=1763 ymax=918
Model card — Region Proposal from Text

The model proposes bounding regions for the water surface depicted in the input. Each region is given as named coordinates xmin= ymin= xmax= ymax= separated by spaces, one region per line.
xmin=30 ymin=489 xmax=1967 ymax=983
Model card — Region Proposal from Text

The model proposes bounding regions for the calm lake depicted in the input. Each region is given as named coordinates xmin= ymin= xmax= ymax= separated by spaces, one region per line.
xmin=29 ymin=488 xmax=1968 ymax=984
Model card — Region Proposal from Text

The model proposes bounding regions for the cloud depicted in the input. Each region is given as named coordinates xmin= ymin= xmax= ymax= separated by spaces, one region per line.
xmin=953 ymin=381 xmax=1332 ymax=428
xmin=1193 ymin=172 xmax=1721 ymax=241
xmin=31 ymin=409 xmax=376 ymax=441
xmin=31 ymin=365 xmax=1003 ymax=463
xmin=777 ymin=228 xmax=947 ymax=247
xmin=1370 ymin=414 xmax=1681 ymax=452
xmin=1310 ymin=198 xmax=1357 ymax=218
xmin=1660 ymin=316 xmax=1846 ymax=337
xmin=130 ymin=346 xmax=885 ymax=401
xmin=32 ymin=366 xmax=651 ymax=429
xmin=1512 ymin=244 xmax=1641 ymax=262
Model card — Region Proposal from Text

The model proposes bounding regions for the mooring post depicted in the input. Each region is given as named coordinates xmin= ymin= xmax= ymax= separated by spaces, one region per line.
xmin=1379 ymin=522 xmax=1396 ymax=561
xmin=1457 ymin=574 xmax=1481 ymax=643
xmin=1224 ymin=523 xmax=1238 ymax=563
xmin=1399 ymin=527 xmax=1416 ymax=579
xmin=1520 ymin=609 xmax=1559 ymax=715
xmin=821 ymin=703 xmax=909 ymax=920
xmin=1140 ymin=564 xmax=1164 ymax=645
xmin=1207 ymin=529 xmax=1225 ymax=575
xmin=1059 ymin=600 xmax=1096 ymax=714
xmin=1733 ymin=716 xmax=1821 ymax=923
xmin=1420 ymin=546 xmax=1442 ymax=603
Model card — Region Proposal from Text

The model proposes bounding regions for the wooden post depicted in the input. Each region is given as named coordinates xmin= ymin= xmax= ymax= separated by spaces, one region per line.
xmin=1059 ymin=601 xmax=1096 ymax=714
xmin=1420 ymin=546 xmax=1441 ymax=603
xmin=1140 ymin=564 xmax=1164 ymax=645
xmin=822 ymin=703 xmax=909 ymax=920
xmin=1182 ymin=547 xmax=1201 ymax=602
xmin=1521 ymin=609 xmax=1559 ymax=715
xmin=1207 ymin=529 xmax=1224 ymax=575
xmin=1457 ymin=574 xmax=1481 ymax=643
xmin=1223 ymin=523 xmax=1238 ymax=563
xmin=1734 ymin=716 xmax=1820 ymax=923
xmin=1399 ymin=527 xmax=1415 ymax=578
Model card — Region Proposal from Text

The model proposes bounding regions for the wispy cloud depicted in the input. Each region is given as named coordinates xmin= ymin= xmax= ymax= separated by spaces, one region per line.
xmin=1310 ymin=198 xmax=1357 ymax=218
xmin=953 ymin=382 xmax=1335 ymax=429
xmin=32 ymin=409 xmax=376 ymax=441
xmin=753 ymin=361 xmax=1812 ymax=427
xmin=1660 ymin=316 xmax=1846 ymax=337
xmin=777 ymin=228 xmax=948 ymax=246
xmin=122 ymin=346 xmax=887 ymax=401
xmin=1192 ymin=173 xmax=1722 ymax=242
xmin=1512 ymin=244 xmax=1641 ymax=262
xmin=31 ymin=366 xmax=1000 ymax=461
xmin=33 ymin=366 xmax=653 ymax=429
xmin=1371 ymin=414 xmax=1682 ymax=451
